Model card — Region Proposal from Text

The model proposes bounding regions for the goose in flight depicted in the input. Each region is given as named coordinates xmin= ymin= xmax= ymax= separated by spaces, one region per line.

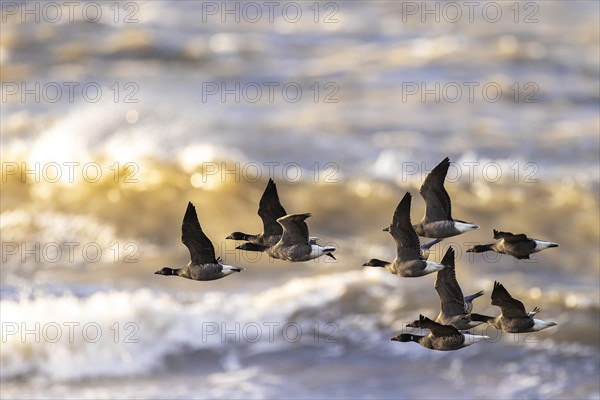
xmin=226 ymin=178 xmax=287 ymax=247
xmin=363 ymin=192 xmax=447 ymax=277
xmin=228 ymin=179 xmax=322 ymax=249
xmin=237 ymin=213 xmax=336 ymax=262
xmin=392 ymin=314 xmax=489 ymax=351
xmin=467 ymin=229 xmax=558 ymax=260
xmin=412 ymin=157 xmax=479 ymax=238
xmin=486 ymin=281 xmax=557 ymax=333
xmin=434 ymin=247 xmax=492 ymax=330
xmin=155 ymin=202 xmax=244 ymax=281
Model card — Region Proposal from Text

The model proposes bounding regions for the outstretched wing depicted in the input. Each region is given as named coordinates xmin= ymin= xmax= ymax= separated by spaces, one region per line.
xmin=258 ymin=179 xmax=287 ymax=237
xmin=491 ymin=281 xmax=528 ymax=318
xmin=181 ymin=202 xmax=217 ymax=264
xmin=390 ymin=192 xmax=423 ymax=261
xmin=414 ymin=315 xmax=461 ymax=337
xmin=493 ymin=229 xmax=529 ymax=243
xmin=420 ymin=157 xmax=452 ymax=222
xmin=277 ymin=213 xmax=311 ymax=246
xmin=434 ymin=247 xmax=466 ymax=317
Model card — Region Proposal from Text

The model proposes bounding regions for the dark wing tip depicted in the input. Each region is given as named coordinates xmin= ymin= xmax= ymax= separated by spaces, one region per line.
xmin=491 ymin=281 xmax=500 ymax=295
xmin=493 ymin=229 xmax=499 ymax=238
xmin=183 ymin=201 xmax=198 ymax=223
xmin=397 ymin=191 xmax=412 ymax=211
xmin=440 ymin=246 xmax=455 ymax=267
xmin=436 ymin=157 xmax=451 ymax=170
xmin=491 ymin=281 xmax=507 ymax=302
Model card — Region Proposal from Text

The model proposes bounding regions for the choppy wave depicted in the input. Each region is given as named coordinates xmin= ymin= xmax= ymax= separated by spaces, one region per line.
xmin=2 ymin=269 xmax=598 ymax=384
xmin=0 ymin=270 xmax=384 ymax=381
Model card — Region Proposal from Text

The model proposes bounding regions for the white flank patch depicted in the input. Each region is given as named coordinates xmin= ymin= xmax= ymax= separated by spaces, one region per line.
xmin=463 ymin=333 xmax=489 ymax=344
xmin=454 ymin=221 xmax=479 ymax=233
xmin=221 ymin=264 xmax=242 ymax=275
xmin=424 ymin=261 xmax=446 ymax=274
xmin=534 ymin=240 xmax=559 ymax=251
xmin=532 ymin=318 xmax=557 ymax=331
xmin=309 ymin=245 xmax=325 ymax=260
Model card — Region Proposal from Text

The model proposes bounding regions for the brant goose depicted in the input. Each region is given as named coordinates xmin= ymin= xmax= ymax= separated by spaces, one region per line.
xmin=434 ymin=247 xmax=492 ymax=330
xmin=466 ymin=229 xmax=559 ymax=260
xmin=412 ymin=157 xmax=479 ymax=238
xmin=237 ymin=213 xmax=336 ymax=262
xmin=486 ymin=281 xmax=557 ymax=333
xmin=154 ymin=202 xmax=244 ymax=281
xmin=228 ymin=178 xmax=321 ymax=249
xmin=363 ymin=192 xmax=447 ymax=277
xmin=226 ymin=178 xmax=286 ymax=247
xmin=392 ymin=314 xmax=489 ymax=351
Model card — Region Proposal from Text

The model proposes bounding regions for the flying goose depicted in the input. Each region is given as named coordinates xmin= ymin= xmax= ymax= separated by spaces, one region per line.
xmin=486 ymin=281 xmax=557 ymax=333
xmin=363 ymin=192 xmax=447 ymax=277
xmin=466 ymin=229 xmax=559 ymax=260
xmin=412 ymin=157 xmax=479 ymax=238
xmin=237 ymin=213 xmax=336 ymax=262
xmin=227 ymin=178 xmax=321 ymax=249
xmin=434 ymin=247 xmax=492 ymax=330
xmin=226 ymin=178 xmax=286 ymax=247
xmin=392 ymin=314 xmax=489 ymax=351
xmin=154 ymin=202 xmax=244 ymax=281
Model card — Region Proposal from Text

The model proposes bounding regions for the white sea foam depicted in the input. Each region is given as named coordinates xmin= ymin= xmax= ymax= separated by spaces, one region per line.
xmin=0 ymin=270 xmax=393 ymax=381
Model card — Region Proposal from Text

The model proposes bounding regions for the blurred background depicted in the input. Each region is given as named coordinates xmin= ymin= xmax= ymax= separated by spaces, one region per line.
xmin=1 ymin=1 xmax=599 ymax=398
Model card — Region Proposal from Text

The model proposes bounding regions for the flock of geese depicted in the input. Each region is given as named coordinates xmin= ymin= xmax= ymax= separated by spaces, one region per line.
xmin=154 ymin=157 xmax=560 ymax=351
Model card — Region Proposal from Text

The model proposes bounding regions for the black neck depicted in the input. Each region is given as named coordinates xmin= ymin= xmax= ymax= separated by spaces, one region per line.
xmin=237 ymin=242 xmax=269 ymax=252
xmin=470 ymin=244 xmax=494 ymax=253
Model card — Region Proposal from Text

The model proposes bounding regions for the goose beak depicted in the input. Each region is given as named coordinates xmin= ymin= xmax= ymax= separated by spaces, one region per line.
xmin=326 ymin=253 xmax=337 ymax=260
xmin=548 ymin=243 xmax=559 ymax=248
xmin=382 ymin=227 xmax=390 ymax=232
xmin=225 ymin=235 xmax=233 ymax=240
xmin=391 ymin=337 xmax=399 ymax=342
